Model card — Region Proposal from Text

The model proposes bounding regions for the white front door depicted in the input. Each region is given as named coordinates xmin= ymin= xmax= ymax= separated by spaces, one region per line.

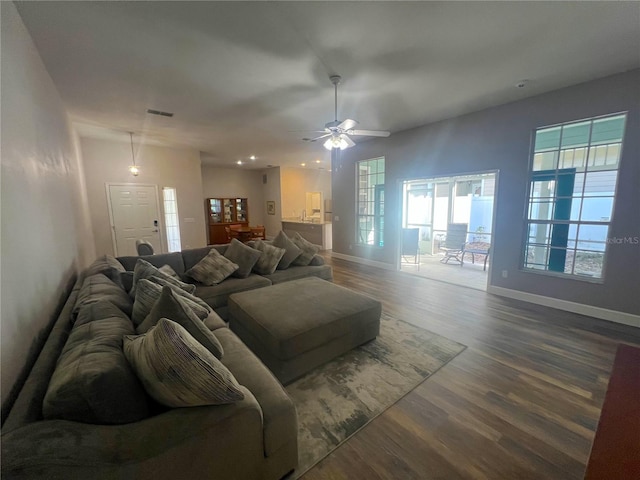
xmin=108 ymin=184 xmax=162 ymax=256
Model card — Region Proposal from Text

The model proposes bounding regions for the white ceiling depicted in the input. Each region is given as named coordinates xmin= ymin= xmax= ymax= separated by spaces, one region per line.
xmin=15 ymin=1 xmax=640 ymax=169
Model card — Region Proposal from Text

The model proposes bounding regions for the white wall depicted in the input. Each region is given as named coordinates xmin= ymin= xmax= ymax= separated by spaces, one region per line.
xmin=1 ymin=2 xmax=96 ymax=418
xmin=200 ymin=165 xmax=265 ymax=233
xmin=81 ymin=138 xmax=207 ymax=256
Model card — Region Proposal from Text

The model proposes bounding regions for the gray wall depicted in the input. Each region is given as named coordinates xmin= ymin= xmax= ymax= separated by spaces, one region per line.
xmin=1 ymin=2 xmax=96 ymax=419
xmin=333 ymin=70 xmax=640 ymax=315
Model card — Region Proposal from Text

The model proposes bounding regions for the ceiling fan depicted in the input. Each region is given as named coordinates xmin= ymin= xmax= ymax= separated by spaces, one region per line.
xmin=303 ymin=75 xmax=390 ymax=150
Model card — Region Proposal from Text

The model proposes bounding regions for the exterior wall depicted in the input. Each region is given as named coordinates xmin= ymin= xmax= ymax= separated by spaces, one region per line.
xmin=333 ymin=70 xmax=640 ymax=315
xmin=1 ymin=2 xmax=96 ymax=418
xmin=81 ymin=138 xmax=207 ymax=255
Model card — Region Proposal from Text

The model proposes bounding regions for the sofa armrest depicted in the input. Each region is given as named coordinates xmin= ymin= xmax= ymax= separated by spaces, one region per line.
xmin=2 ymin=387 xmax=265 ymax=480
xmin=309 ymin=255 xmax=325 ymax=266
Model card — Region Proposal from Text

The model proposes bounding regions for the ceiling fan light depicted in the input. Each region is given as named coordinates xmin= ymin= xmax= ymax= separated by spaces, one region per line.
xmin=324 ymin=135 xmax=350 ymax=150
xmin=323 ymin=137 xmax=336 ymax=150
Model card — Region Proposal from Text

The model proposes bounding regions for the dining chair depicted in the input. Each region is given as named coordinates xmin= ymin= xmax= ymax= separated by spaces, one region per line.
xmin=250 ymin=225 xmax=266 ymax=240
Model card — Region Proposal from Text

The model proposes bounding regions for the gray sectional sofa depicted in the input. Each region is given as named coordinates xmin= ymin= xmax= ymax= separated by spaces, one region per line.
xmin=118 ymin=244 xmax=333 ymax=320
xmin=1 ymin=243 xmax=333 ymax=480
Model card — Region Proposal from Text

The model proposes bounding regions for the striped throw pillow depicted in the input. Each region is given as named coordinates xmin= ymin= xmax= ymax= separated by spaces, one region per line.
xmin=185 ymin=248 xmax=238 ymax=285
xmin=124 ymin=319 xmax=244 ymax=407
xmin=252 ymin=240 xmax=286 ymax=275
xmin=131 ymin=279 xmax=209 ymax=326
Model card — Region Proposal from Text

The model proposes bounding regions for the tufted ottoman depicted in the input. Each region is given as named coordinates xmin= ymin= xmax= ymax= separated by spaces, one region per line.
xmin=228 ymin=277 xmax=381 ymax=385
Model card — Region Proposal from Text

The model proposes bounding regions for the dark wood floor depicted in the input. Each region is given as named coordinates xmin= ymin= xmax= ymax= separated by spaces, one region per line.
xmin=303 ymin=256 xmax=640 ymax=480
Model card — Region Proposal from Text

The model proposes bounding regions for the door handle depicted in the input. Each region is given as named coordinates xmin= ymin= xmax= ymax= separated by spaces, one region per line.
xmin=153 ymin=229 xmax=159 ymax=233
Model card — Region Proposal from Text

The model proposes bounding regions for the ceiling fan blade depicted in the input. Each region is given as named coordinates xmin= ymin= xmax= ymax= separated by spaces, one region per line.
xmin=349 ymin=129 xmax=391 ymax=137
xmin=303 ymin=133 xmax=331 ymax=142
xmin=338 ymin=118 xmax=358 ymax=131
xmin=340 ymin=134 xmax=356 ymax=148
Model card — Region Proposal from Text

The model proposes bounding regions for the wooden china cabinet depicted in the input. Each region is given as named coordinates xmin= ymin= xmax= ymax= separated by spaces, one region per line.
xmin=206 ymin=198 xmax=249 ymax=244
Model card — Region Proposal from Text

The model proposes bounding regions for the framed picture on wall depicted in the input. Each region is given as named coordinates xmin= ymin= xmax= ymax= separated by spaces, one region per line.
xmin=266 ymin=200 xmax=276 ymax=215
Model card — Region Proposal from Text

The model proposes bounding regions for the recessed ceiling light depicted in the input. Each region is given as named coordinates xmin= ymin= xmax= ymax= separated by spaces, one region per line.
xmin=300 ymin=163 xmax=306 ymax=167
xmin=236 ymin=160 xmax=243 ymax=165
xmin=315 ymin=160 xmax=321 ymax=164
xmin=249 ymin=155 xmax=256 ymax=160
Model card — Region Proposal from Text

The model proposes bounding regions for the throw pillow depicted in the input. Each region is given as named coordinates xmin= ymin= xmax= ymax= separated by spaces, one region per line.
xmin=43 ymin=315 xmax=149 ymax=424
xmin=185 ymin=248 xmax=238 ymax=285
xmin=73 ymin=273 xmax=133 ymax=318
xmin=290 ymin=232 xmax=320 ymax=266
xmin=131 ymin=279 xmax=209 ymax=326
xmin=252 ymin=240 xmax=286 ymax=275
xmin=130 ymin=259 xmax=196 ymax=298
xmin=271 ymin=231 xmax=302 ymax=269
xmin=223 ymin=239 xmax=261 ymax=278
xmin=136 ymin=286 xmax=224 ymax=359
xmin=158 ymin=264 xmax=181 ymax=279
xmin=147 ymin=275 xmax=212 ymax=313
xmin=124 ymin=319 xmax=244 ymax=408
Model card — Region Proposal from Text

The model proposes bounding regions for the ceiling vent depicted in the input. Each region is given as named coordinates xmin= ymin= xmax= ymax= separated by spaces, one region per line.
xmin=146 ymin=109 xmax=174 ymax=117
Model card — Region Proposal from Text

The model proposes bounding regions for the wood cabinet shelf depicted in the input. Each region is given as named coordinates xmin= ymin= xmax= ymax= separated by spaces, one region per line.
xmin=206 ymin=198 xmax=249 ymax=245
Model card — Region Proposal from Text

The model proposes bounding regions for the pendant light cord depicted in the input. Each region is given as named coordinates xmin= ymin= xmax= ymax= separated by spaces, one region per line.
xmin=129 ymin=132 xmax=136 ymax=166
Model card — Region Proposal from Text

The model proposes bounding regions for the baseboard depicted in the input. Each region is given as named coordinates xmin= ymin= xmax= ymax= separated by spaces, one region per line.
xmin=330 ymin=252 xmax=396 ymax=271
xmin=487 ymin=285 xmax=640 ymax=328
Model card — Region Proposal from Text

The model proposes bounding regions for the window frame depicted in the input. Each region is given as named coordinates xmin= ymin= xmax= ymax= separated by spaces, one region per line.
xmin=355 ymin=157 xmax=385 ymax=247
xmin=521 ymin=112 xmax=627 ymax=282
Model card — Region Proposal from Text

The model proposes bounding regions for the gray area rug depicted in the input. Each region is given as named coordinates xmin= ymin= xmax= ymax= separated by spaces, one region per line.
xmin=286 ymin=312 xmax=466 ymax=478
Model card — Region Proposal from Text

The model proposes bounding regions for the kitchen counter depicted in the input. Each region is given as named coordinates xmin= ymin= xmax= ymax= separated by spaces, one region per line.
xmin=282 ymin=220 xmax=332 ymax=250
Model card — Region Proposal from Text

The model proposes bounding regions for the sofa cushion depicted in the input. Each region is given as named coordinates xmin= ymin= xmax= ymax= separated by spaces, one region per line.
xmin=72 ymin=273 xmax=133 ymax=318
xmin=185 ymin=248 xmax=238 ymax=285
xmin=224 ymin=239 xmax=261 ymax=279
xmin=117 ymin=252 xmax=185 ymax=275
xmin=252 ymin=240 xmax=285 ymax=275
xmin=86 ymin=254 xmax=126 ymax=276
xmin=75 ymin=299 xmax=131 ymax=328
xmin=309 ymin=255 xmax=325 ymax=266
xmin=85 ymin=254 xmax=126 ymax=286
xmin=124 ymin=319 xmax=244 ymax=408
xmin=137 ymin=286 xmax=224 ymax=359
xmin=262 ymin=264 xmax=334 ymax=285
xmin=290 ymin=232 xmax=319 ymax=266
xmin=132 ymin=279 xmax=210 ymax=326
xmin=131 ymin=259 xmax=196 ymax=297
xmin=194 ymin=275 xmax=272 ymax=310
xmin=272 ymin=231 xmax=302 ymax=269
xmin=216 ymin=328 xmax=297 ymax=457
xmin=43 ymin=313 xmax=149 ymax=424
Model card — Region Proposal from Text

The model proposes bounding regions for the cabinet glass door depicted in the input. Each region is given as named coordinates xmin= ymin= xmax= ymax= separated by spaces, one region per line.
xmin=209 ymin=199 xmax=222 ymax=223
xmin=236 ymin=198 xmax=248 ymax=222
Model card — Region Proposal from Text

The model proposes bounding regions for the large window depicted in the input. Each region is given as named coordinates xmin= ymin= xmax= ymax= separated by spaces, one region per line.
xmin=356 ymin=157 xmax=385 ymax=246
xmin=523 ymin=113 xmax=626 ymax=279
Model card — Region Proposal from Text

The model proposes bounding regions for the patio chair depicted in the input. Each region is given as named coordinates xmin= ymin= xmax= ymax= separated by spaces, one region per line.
xmin=401 ymin=228 xmax=420 ymax=270
xmin=440 ymin=223 xmax=467 ymax=265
